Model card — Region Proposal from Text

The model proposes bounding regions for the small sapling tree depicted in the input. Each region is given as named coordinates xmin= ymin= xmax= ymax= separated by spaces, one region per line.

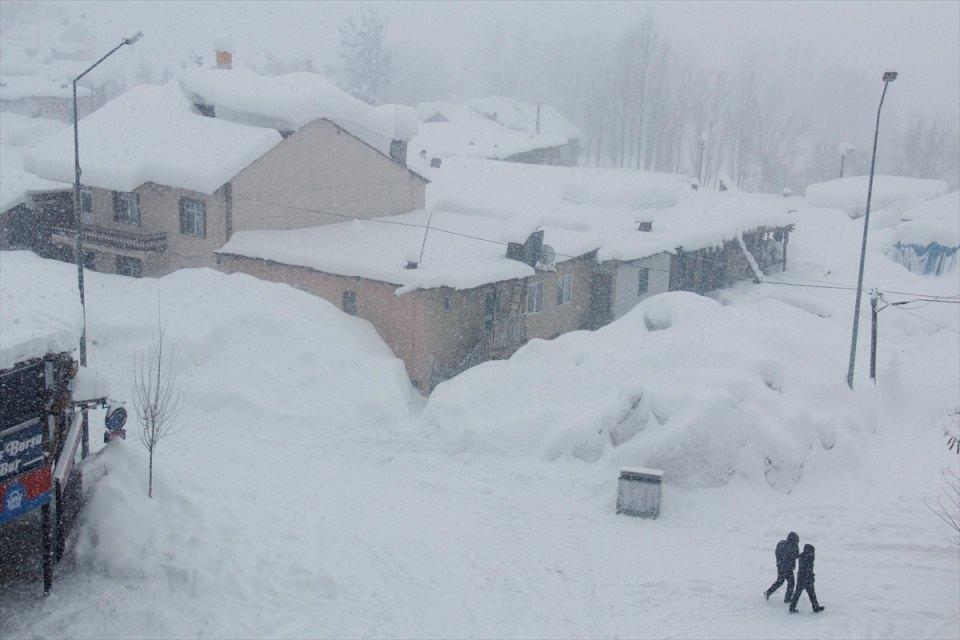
xmin=133 ymin=320 xmax=183 ymax=498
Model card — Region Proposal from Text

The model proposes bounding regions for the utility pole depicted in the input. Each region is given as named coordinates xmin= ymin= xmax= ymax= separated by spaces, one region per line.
xmin=846 ymin=70 xmax=897 ymax=389
xmin=870 ymin=289 xmax=879 ymax=382
xmin=535 ymin=102 xmax=541 ymax=135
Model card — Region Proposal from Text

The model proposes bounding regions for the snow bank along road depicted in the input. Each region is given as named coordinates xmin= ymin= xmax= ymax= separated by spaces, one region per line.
xmin=0 ymin=208 xmax=958 ymax=640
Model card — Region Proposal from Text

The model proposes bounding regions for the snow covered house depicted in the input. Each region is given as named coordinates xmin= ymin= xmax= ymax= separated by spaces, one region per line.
xmin=21 ymin=69 xmax=426 ymax=277
xmin=804 ymin=175 xmax=949 ymax=219
xmin=0 ymin=76 xmax=95 ymax=122
xmin=884 ymin=191 xmax=959 ymax=275
xmin=216 ymin=209 xmax=601 ymax=392
xmin=466 ymin=97 xmax=582 ymax=166
xmin=218 ymin=157 xmax=793 ymax=392
xmin=0 ymin=113 xmax=70 ymax=252
xmin=409 ymin=101 xmax=574 ymax=167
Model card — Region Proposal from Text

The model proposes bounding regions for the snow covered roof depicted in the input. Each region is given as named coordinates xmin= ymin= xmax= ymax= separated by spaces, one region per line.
xmin=409 ymin=102 xmax=569 ymax=161
xmin=0 ymin=112 xmax=66 ymax=147
xmin=178 ymin=68 xmax=416 ymax=156
xmin=424 ymin=157 xmax=793 ymax=263
xmin=805 ymin=175 xmax=949 ymax=218
xmin=1 ymin=144 xmax=68 ymax=212
xmin=0 ymin=74 xmax=92 ymax=100
xmin=891 ymin=191 xmax=960 ymax=248
xmin=466 ymin=96 xmax=583 ymax=140
xmin=24 ymin=82 xmax=283 ymax=194
xmin=0 ymin=251 xmax=83 ymax=370
xmin=217 ymin=209 xmax=601 ymax=292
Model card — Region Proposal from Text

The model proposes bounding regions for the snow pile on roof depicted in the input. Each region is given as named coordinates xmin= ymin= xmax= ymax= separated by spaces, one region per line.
xmin=891 ymin=191 xmax=960 ymax=248
xmin=0 ymin=251 xmax=82 ymax=369
xmin=1 ymin=144 xmax=68 ymax=211
xmin=24 ymin=82 xmax=282 ymax=194
xmin=427 ymin=157 xmax=792 ymax=262
xmin=375 ymin=103 xmax=420 ymax=141
xmin=179 ymin=68 xmax=409 ymax=155
xmin=0 ymin=111 xmax=66 ymax=146
xmin=805 ymin=175 xmax=949 ymax=218
xmin=218 ymin=209 xmax=600 ymax=291
xmin=409 ymin=102 xmax=569 ymax=162
xmin=466 ymin=96 xmax=583 ymax=140
xmin=0 ymin=75 xmax=92 ymax=100
xmin=425 ymin=291 xmax=863 ymax=492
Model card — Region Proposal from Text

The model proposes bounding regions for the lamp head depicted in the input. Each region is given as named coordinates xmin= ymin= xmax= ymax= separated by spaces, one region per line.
xmin=123 ymin=30 xmax=144 ymax=46
xmin=882 ymin=70 xmax=898 ymax=83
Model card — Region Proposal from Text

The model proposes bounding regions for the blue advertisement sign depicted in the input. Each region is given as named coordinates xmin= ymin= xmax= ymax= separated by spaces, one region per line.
xmin=0 ymin=419 xmax=45 ymax=484
xmin=0 ymin=466 xmax=51 ymax=525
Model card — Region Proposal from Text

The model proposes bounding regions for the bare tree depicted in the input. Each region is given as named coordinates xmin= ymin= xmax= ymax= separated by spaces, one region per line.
xmin=133 ymin=320 xmax=184 ymax=498
xmin=926 ymin=468 xmax=960 ymax=548
xmin=338 ymin=7 xmax=395 ymax=105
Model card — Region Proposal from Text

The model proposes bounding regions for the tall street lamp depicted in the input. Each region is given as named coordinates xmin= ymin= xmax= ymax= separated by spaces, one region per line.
xmin=73 ymin=30 xmax=143 ymax=366
xmin=846 ymin=69 xmax=897 ymax=390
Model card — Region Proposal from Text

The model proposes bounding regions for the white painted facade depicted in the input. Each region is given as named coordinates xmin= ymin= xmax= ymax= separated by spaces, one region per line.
xmin=610 ymin=252 xmax=671 ymax=320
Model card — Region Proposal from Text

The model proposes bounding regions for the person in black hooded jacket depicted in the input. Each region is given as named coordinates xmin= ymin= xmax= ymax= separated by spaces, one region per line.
xmin=790 ymin=543 xmax=825 ymax=613
xmin=765 ymin=532 xmax=800 ymax=602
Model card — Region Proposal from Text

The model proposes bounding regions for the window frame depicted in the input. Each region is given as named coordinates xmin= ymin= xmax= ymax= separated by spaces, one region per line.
xmin=112 ymin=191 xmax=141 ymax=225
xmin=179 ymin=197 xmax=207 ymax=238
xmin=557 ymin=274 xmax=573 ymax=305
xmin=638 ymin=267 xmax=650 ymax=296
xmin=115 ymin=255 xmax=143 ymax=278
xmin=525 ymin=281 xmax=544 ymax=314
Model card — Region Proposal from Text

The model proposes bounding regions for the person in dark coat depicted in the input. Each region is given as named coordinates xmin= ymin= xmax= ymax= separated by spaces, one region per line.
xmin=790 ymin=543 xmax=825 ymax=613
xmin=765 ymin=532 xmax=800 ymax=602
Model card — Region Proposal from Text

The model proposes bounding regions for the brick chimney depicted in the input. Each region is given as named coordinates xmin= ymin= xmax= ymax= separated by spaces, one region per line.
xmin=216 ymin=49 xmax=232 ymax=70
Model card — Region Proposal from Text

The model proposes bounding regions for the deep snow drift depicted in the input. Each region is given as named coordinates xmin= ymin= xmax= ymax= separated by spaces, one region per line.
xmin=1 ymin=192 xmax=958 ymax=640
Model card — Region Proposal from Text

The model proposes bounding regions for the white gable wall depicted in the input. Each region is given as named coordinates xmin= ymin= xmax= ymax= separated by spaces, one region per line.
xmin=230 ymin=118 xmax=426 ymax=232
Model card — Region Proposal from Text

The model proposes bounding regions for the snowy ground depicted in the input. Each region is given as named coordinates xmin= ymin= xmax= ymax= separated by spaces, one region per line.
xmin=1 ymin=201 xmax=958 ymax=639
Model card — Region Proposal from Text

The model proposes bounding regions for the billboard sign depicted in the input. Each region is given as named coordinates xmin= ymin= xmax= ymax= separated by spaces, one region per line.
xmin=1 ymin=419 xmax=45 ymax=484
xmin=0 ymin=465 xmax=51 ymax=525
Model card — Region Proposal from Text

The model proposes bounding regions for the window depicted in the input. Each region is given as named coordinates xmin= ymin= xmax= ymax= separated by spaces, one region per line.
xmin=342 ymin=290 xmax=357 ymax=315
xmin=557 ymin=274 xmax=573 ymax=305
xmin=638 ymin=267 xmax=650 ymax=296
xmin=115 ymin=256 xmax=142 ymax=278
xmin=112 ymin=191 xmax=140 ymax=225
xmin=179 ymin=198 xmax=206 ymax=237
xmin=80 ymin=187 xmax=93 ymax=224
xmin=525 ymin=281 xmax=544 ymax=314
xmin=442 ymin=294 xmax=453 ymax=310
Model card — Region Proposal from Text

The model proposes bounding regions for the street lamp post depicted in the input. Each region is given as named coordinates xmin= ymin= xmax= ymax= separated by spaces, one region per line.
xmin=846 ymin=70 xmax=897 ymax=390
xmin=72 ymin=30 xmax=142 ymax=367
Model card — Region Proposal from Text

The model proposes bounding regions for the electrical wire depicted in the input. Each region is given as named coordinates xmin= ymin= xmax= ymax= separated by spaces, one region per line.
xmin=232 ymin=193 xmax=960 ymax=299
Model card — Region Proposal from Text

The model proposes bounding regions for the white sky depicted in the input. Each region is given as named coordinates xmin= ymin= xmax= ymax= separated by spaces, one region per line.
xmin=5 ymin=0 xmax=958 ymax=116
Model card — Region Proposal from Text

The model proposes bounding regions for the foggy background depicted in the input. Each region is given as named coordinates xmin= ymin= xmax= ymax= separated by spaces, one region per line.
xmin=2 ymin=0 xmax=958 ymax=192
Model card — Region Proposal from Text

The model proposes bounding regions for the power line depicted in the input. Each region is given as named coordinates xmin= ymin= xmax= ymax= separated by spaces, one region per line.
xmin=232 ymin=194 xmax=960 ymax=299
xmin=878 ymin=293 xmax=960 ymax=335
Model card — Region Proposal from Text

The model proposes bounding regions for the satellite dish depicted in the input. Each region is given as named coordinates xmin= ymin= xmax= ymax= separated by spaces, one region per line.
xmin=539 ymin=244 xmax=556 ymax=266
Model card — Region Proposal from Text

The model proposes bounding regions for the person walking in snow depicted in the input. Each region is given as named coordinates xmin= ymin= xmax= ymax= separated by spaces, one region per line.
xmin=789 ymin=543 xmax=825 ymax=614
xmin=765 ymin=531 xmax=800 ymax=602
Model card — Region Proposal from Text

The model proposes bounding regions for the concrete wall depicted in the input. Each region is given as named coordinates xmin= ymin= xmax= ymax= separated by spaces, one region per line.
xmin=230 ymin=118 xmax=427 ymax=231
xmin=610 ymin=252 xmax=672 ymax=321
